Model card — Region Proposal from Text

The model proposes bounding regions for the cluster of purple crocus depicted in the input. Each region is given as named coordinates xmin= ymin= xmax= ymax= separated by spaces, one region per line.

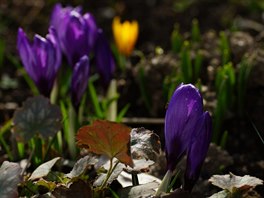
xmin=17 ymin=3 xmax=115 ymax=109
xmin=164 ymin=83 xmax=212 ymax=191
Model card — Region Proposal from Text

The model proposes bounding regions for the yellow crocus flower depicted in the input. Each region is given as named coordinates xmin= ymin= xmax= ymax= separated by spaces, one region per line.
xmin=112 ymin=17 xmax=139 ymax=56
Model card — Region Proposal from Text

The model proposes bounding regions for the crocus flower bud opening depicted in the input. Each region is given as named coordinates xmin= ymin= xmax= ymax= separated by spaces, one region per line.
xmin=112 ymin=16 xmax=139 ymax=56
xmin=164 ymin=83 xmax=212 ymax=192
xmin=165 ymin=84 xmax=203 ymax=171
xmin=70 ymin=55 xmax=90 ymax=110
xmin=17 ymin=27 xmax=61 ymax=97
xmin=50 ymin=3 xmax=115 ymax=87
xmin=94 ymin=29 xmax=115 ymax=86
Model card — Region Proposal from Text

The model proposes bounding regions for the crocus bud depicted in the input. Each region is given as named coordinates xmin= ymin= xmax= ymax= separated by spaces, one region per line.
xmin=70 ymin=55 xmax=90 ymax=110
xmin=83 ymin=13 xmax=98 ymax=51
xmin=64 ymin=12 xmax=90 ymax=66
xmin=165 ymin=84 xmax=203 ymax=171
xmin=183 ymin=111 xmax=212 ymax=191
xmin=17 ymin=27 xmax=61 ymax=97
xmin=112 ymin=16 xmax=139 ymax=56
xmin=94 ymin=29 xmax=115 ymax=86
xmin=50 ymin=3 xmax=97 ymax=67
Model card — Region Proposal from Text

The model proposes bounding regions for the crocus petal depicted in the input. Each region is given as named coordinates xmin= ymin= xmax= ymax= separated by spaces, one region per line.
xmin=50 ymin=3 xmax=82 ymax=57
xmin=32 ymin=35 xmax=48 ymax=72
xmin=165 ymin=84 xmax=203 ymax=171
xmin=32 ymin=33 xmax=59 ymax=96
xmin=71 ymin=55 xmax=90 ymax=109
xmin=63 ymin=12 xmax=89 ymax=66
xmin=50 ymin=3 xmax=64 ymax=31
xmin=50 ymin=4 xmax=93 ymax=67
xmin=17 ymin=28 xmax=37 ymax=82
xmin=50 ymin=4 xmax=82 ymax=35
xmin=94 ymin=29 xmax=115 ymax=86
xmin=46 ymin=27 xmax=62 ymax=71
xmin=184 ymin=111 xmax=212 ymax=192
xmin=50 ymin=3 xmax=82 ymax=25
xmin=83 ymin=13 xmax=98 ymax=50
xmin=50 ymin=3 xmax=70 ymax=54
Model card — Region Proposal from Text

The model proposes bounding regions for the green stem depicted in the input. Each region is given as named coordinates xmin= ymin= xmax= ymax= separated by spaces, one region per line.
xmin=106 ymin=79 xmax=118 ymax=121
xmin=180 ymin=41 xmax=192 ymax=83
xmin=56 ymin=131 xmax=63 ymax=154
xmin=119 ymin=53 xmax=127 ymax=72
xmin=0 ymin=136 xmax=13 ymax=160
xmin=43 ymin=135 xmax=58 ymax=161
xmin=167 ymin=170 xmax=181 ymax=193
xmin=100 ymin=159 xmax=120 ymax=190
xmin=108 ymin=187 xmax=120 ymax=198
xmin=88 ymin=76 xmax=104 ymax=118
xmin=21 ymin=146 xmax=35 ymax=176
xmin=100 ymin=158 xmax=113 ymax=190
xmin=0 ymin=119 xmax=12 ymax=136
xmin=17 ymin=142 xmax=25 ymax=159
xmin=60 ymin=100 xmax=76 ymax=159
xmin=220 ymin=130 xmax=228 ymax=149
xmin=0 ymin=119 xmax=13 ymax=160
xmin=78 ymin=93 xmax=87 ymax=124
xmin=68 ymin=101 xmax=77 ymax=159
xmin=48 ymin=83 xmax=63 ymax=156
xmin=156 ymin=169 xmax=173 ymax=196
xmin=50 ymin=79 xmax=59 ymax=104
xmin=30 ymin=137 xmax=43 ymax=167
xmin=138 ymin=66 xmax=152 ymax=113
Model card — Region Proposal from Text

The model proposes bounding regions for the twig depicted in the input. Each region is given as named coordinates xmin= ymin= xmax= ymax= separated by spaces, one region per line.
xmin=122 ymin=117 xmax=164 ymax=125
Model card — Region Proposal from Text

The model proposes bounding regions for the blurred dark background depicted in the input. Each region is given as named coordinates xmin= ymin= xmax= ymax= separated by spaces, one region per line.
xmin=1 ymin=0 xmax=264 ymax=54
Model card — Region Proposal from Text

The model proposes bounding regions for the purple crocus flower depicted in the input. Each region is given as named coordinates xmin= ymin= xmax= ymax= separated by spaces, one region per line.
xmin=50 ymin=3 xmax=115 ymax=86
xmin=164 ymin=83 xmax=212 ymax=191
xmin=165 ymin=84 xmax=203 ymax=170
xmin=94 ymin=29 xmax=115 ymax=86
xmin=50 ymin=3 xmax=98 ymax=67
xmin=70 ymin=55 xmax=90 ymax=110
xmin=17 ymin=27 xmax=61 ymax=97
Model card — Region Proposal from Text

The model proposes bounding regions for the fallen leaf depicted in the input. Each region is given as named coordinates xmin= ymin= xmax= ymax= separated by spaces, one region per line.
xmin=0 ymin=161 xmax=22 ymax=198
xmin=117 ymin=171 xmax=161 ymax=188
xmin=93 ymin=159 xmax=125 ymax=187
xmin=209 ymin=172 xmax=263 ymax=193
xmin=208 ymin=190 xmax=230 ymax=198
xmin=29 ymin=157 xmax=61 ymax=181
xmin=76 ymin=120 xmax=133 ymax=167
xmin=125 ymin=159 xmax=155 ymax=173
xmin=13 ymin=95 xmax=62 ymax=142
xmin=66 ymin=155 xmax=98 ymax=179
xmin=118 ymin=181 xmax=160 ymax=198
xmin=131 ymin=128 xmax=161 ymax=161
